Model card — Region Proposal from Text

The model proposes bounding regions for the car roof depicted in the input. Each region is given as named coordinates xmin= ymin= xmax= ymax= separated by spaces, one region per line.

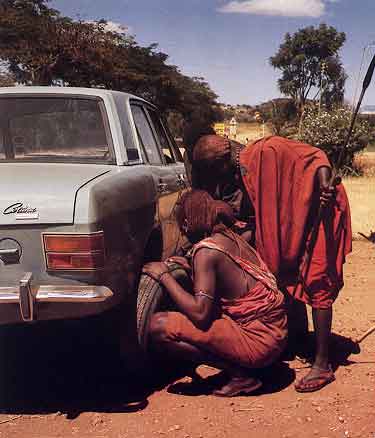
xmin=0 ymin=86 xmax=151 ymax=104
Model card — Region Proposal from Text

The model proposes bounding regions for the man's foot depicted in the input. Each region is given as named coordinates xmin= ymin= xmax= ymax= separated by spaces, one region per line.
xmin=295 ymin=365 xmax=335 ymax=393
xmin=213 ymin=375 xmax=262 ymax=397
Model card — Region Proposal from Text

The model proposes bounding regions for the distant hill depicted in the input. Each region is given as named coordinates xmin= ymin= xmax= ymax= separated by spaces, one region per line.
xmin=219 ymin=98 xmax=295 ymax=123
xmin=361 ymin=105 xmax=375 ymax=115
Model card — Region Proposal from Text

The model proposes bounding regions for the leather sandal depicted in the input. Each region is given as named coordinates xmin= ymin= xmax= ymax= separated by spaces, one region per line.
xmin=213 ymin=376 xmax=262 ymax=397
xmin=295 ymin=365 xmax=335 ymax=393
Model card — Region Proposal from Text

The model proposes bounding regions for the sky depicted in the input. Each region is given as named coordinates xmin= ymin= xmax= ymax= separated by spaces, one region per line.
xmin=50 ymin=0 xmax=375 ymax=106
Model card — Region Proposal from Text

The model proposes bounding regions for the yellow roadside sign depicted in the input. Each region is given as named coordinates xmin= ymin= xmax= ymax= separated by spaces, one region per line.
xmin=213 ymin=123 xmax=225 ymax=136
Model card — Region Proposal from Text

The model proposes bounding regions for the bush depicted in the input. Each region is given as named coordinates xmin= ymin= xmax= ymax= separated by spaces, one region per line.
xmin=298 ymin=104 xmax=370 ymax=175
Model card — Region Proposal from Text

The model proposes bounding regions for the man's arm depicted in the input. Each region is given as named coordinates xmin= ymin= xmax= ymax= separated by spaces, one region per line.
xmin=159 ymin=249 xmax=218 ymax=330
xmin=317 ymin=166 xmax=331 ymax=187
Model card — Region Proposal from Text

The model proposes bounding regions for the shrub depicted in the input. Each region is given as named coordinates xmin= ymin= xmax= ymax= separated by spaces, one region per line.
xmin=298 ymin=104 xmax=369 ymax=175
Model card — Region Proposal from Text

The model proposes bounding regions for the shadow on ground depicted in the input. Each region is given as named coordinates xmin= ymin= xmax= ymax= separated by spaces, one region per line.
xmin=0 ymin=317 xmax=180 ymax=419
xmin=279 ymin=331 xmax=370 ymax=372
xmin=167 ymin=362 xmax=296 ymax=397
xmin=330 ymin=332 xmax=375 ymax=368
xmin=0 ymin=322 xmax=368 ymax=414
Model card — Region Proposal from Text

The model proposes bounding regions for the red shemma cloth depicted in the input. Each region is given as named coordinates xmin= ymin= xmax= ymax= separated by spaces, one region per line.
xmin=240 ymin=136 xmax=352 ymax=309
xmin=164 ymin=237 xmax=287 ymax=368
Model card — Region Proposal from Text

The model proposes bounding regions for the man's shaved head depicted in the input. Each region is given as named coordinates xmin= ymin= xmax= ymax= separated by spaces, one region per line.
xmin=193 ymin=135 xmax=231 ymax=163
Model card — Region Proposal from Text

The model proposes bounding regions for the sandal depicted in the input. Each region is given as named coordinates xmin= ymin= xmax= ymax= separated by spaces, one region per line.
xmin=295 ymin=365 xmax=335 ymax=393
xmin=213 ymin=376 xmax=262 ymax=397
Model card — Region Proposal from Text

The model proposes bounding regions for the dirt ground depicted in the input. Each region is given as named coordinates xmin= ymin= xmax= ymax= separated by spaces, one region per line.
xmin=0 ymin=241 xmax=374 ymax=438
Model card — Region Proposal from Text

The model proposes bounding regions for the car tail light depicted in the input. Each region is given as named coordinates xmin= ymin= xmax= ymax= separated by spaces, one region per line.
xmin=43 ymin=232 xmax=105 ymax=271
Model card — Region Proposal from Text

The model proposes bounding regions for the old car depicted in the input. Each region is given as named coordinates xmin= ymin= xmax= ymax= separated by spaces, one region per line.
xmin=0 ymin=87 xmax=188 ymax=350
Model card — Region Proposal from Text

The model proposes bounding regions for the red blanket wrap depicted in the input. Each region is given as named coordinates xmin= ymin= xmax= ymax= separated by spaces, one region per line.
xmin=240 ymin=136 xmax=352 ymax=309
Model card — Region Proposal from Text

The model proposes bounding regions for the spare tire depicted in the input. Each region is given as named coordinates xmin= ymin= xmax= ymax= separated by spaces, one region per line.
xmin=137 ymin=263 xmax=192 ymax=354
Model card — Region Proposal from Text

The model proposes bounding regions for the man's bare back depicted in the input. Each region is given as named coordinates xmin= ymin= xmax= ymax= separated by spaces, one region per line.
xmin=194 ymin=232 xmax=260 ymax=300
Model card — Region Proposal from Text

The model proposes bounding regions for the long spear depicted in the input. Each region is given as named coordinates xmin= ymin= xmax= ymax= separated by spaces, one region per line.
xmin=297 ymin=52 xmax=375 ymax=290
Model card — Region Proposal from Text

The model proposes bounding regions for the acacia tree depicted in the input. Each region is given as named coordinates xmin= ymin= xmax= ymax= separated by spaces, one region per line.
xmin=0 ymin=0 xmax=221 ymax=136
xmin=270 ymin=24 xmax=347 ymax=111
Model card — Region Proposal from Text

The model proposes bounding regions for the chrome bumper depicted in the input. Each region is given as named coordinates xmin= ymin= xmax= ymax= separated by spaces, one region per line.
xmin=0 ymin=272 xmax=113 ymax=322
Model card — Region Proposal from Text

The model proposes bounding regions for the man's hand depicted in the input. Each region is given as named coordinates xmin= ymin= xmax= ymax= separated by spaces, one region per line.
xmin=166 ymin=256 xmax=191 ymax=272
xmin=320 ymin=185 xmax=336 ymax=207
xmin=142 ymin=262 xmax=169 ymax=282
xmin=317 ymin=166 xmax=335 ymax=208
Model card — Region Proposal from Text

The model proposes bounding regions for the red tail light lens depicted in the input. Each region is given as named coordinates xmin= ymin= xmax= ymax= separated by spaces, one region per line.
xmin=43 ymin=232 xmax=105 ymax=271
xmin=44 ymin=234 xmax=104 ymax=253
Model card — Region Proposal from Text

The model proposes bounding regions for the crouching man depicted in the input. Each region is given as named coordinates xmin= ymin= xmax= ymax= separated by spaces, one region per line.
xmin=142 ymin=190 xmax=287 ymax=397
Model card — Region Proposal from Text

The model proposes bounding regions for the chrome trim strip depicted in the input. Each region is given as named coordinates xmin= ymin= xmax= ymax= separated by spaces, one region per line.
xmin=0 ymin=285 xmax=113 ymax=303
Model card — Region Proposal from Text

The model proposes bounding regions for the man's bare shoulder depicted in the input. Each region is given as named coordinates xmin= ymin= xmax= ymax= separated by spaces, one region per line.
xmin=193 ymin=242 xmax=221 ymax=266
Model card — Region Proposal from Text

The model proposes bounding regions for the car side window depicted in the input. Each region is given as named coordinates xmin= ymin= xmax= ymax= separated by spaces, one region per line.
xmin=131 ymin=105 xmax=162 ymax=165
xmin=147 ymin=109 xmax=176 ymax=165
xmin=162 ymin=118 xmax=184 ymax=163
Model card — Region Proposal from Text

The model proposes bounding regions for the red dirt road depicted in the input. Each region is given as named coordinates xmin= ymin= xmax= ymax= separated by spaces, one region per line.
xmin=0 ymin=241 xmax=374 ymax=438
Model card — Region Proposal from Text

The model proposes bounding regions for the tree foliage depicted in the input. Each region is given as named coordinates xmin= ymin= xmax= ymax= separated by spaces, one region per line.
xmin=0 ymin=61 xmax=15 ymax=86
xmin=0 ymin=0 xmax=221 ymax=139
xmin=298 ymin=104 xmax=369 ymax=174
xmin=259 ymin=98 xmax=297 ymax=136
xmin=270 ymin=24 xmax=347 ymax=110
xmin=0 ymin=72 xmax=15 ymax=86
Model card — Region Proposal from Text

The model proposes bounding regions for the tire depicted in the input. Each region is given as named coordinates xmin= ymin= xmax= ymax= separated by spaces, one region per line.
xmin=137 ymin=263 xmax=192 ymax=354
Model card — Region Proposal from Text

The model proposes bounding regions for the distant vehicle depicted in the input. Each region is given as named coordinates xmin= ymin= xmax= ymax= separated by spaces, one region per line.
xmin=0 ymin=87 xmax=187 ymax=343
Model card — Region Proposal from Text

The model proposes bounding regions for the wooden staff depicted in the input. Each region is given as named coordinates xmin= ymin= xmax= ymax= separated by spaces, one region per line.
xmin=355 ymin=324 xmax=375 ymax=344
xmin=350 ymin=324 xmax=375 ymax=354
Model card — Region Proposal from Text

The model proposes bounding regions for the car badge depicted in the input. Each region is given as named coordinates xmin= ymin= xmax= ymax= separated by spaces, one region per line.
xmin=3 ymin=202 xmax=39 ymax=220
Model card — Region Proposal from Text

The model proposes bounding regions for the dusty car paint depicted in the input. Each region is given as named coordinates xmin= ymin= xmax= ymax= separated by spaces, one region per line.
xmin=0 ymin=86 xmax=187 ymax=325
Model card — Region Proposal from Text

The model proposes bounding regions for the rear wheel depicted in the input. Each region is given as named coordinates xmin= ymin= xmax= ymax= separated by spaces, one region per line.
xmin=136 ymin=263 xmax=192 ymax=379
xmin=137 ymin=263 xmax=192 ymax=353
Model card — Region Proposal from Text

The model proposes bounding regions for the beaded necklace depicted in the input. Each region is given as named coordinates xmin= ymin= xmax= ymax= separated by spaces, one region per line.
xmin=229 ymin=140 xmax=244 ymax=176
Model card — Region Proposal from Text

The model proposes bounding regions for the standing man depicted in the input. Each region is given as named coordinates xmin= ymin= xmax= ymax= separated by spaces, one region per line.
xmin=191 ymin=135 xmax=352 ymax=392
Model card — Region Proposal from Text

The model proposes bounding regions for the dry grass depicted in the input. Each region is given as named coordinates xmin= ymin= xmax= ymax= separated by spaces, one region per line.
xmin=344 ymin=152 xmax=375 ymax=239
xmin=343 ymin=176 xmax=375 ymax=239
xmin=353 ymin=151 xmax=375 ymax=177
xmin=235 ymin=122 xmax=272 ymax=144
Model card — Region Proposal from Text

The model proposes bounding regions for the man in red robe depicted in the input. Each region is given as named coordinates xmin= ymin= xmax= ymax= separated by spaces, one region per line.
xmin=191 ymin=135 xmax=352 ymax=392
xmin=143 ymin=190 xmax=287 ymax=397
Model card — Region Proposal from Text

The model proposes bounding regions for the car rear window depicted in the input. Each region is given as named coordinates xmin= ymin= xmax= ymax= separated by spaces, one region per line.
xmin=0 ymin=96 xmax=113 ymax=163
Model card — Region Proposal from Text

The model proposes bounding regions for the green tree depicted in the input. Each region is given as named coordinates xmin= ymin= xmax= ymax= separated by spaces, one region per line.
xmin=270 ymin=24 xmax=347 ymax=111
xmin=0 ymin=72 xmax=15 ymax=86
xmin=298 ymin=104 xmax=369 ymax=174
xmin=0 ymin=0 xmax=221 ymax=139
xmin=264 ymin=99 xmax=297 ymax=137
xmin=0 ymin=61 xmax=15 ymax=86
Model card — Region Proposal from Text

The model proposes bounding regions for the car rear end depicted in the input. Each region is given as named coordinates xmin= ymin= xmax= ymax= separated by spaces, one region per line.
xmin=0 ymin=89 xmax=117 ymax=325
